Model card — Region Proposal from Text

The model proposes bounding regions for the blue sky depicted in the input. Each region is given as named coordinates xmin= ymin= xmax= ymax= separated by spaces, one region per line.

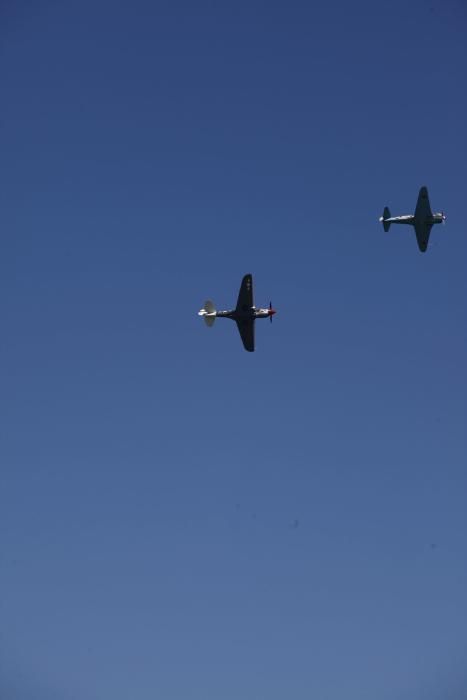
xmin=1 ymin=1 xmax=466 ymax=698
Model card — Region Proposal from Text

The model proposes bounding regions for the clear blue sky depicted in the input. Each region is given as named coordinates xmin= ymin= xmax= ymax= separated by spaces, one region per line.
xmin=1 ymin=1 xmax=466 ymax=698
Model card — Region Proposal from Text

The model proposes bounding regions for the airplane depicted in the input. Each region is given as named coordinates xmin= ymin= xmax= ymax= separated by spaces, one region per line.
xmin=198 ymin=273 xmax=276 ymax=352
xmin=379 ymin=186 xmax=446 ymax=252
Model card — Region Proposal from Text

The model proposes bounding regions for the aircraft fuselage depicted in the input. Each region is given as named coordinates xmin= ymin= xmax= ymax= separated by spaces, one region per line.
xmin=385 ymin=213 xmax=444 ymax=226
xmin=216 ymin=307 xmax=275 ymax=321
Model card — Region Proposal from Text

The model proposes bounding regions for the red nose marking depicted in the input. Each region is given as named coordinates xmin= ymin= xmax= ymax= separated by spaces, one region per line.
xmin=269 ymin=309 xmax=276 ymax=316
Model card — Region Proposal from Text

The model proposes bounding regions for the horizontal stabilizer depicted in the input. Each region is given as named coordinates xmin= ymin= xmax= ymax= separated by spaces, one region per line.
xmin=198 ymin=299 xmax=216 ymax=327
xmin=380 ymin=206 xmax=391 ymax=232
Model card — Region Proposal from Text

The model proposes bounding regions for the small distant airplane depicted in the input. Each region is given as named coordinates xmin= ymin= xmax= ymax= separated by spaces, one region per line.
xmin=198 ymin=273 xmax=276 ymax=352
xmin=379 ymin=186 xmax=446 ymax=252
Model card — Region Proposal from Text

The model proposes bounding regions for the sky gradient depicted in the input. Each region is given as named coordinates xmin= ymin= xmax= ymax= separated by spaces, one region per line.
xmin=1 ymin=1 xmax=467 ymax=698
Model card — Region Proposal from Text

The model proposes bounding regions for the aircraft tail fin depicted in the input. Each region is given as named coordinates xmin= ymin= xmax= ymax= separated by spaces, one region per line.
xmin=380 ymin=206 xmax=391 ymax=232
xmin=198 ymin=300 xmax=216 ymax=327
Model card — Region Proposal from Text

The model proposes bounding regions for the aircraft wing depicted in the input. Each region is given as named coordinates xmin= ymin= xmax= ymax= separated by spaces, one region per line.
xmin=414 ymin=221 xmax=433 ymax=253
xmin=414 ymin=186 xmax=433 ymax=220
xmin=235 ymin=273 xmax=253 ymax=313
xmin=236 ymin=318 xmax=255 ymax=352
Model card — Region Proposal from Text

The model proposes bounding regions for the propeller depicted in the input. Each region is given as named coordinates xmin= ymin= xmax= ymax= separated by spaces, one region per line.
xmin=442 ymin=211 xmax=446 ymax=224
xmin=269 ymin=300 xmax=274 ymax=323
